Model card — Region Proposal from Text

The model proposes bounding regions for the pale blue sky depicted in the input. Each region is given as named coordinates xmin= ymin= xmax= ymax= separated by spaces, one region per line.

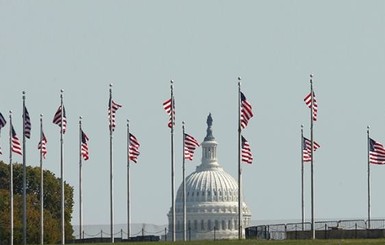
xmin=1 ymin=0 xmax=385 ymax=231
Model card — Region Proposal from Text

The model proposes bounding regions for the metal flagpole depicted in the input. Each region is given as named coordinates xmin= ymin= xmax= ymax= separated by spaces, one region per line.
xmin=109 ymin=84 xmax=115 ymax=243
xmin=301 ymin=125 xmax=305 ymax=231
xmin=182 ymin=122 xmax=186 ymax=242
xmin=367 ymin=126 xmax=371 ymax=229
xmin=127 ymin=120 xmax=131 ymax=239
xmin=79 ymin=117 xmax=83 ymax=240
xmin=170 ymin=80 xmax=176 ymax=242
xmin=237 ymin=77 xmax=242 ymax=239
xmin=9 ymin=111 xmax=14 ymax=245
xmin=310 ymin=75 xmax=315 ymax=240
xmin=60 ymin=89 xmax=65 ymax=245
xmin=40 ymin=114 xmax=44 ymax=245
xmin=22 ymin=91 xmax=27 ymax=245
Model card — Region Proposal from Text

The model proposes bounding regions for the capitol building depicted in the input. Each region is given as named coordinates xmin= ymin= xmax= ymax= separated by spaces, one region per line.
xmin=167 ymin=114 xmax=251 ymax=240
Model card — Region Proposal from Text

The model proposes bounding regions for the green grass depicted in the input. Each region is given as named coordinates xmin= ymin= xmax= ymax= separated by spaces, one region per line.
xmin=78 ymin=239 xmax=385 ymax=245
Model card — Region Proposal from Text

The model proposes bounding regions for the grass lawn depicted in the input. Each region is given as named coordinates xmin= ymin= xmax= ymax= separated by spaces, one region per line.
xmin=80 ymin=239 xmax=385 ymax=245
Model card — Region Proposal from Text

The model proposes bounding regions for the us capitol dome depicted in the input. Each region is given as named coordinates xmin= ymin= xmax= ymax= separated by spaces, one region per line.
xmin=167 ymin=113 xmax=251 ymax=240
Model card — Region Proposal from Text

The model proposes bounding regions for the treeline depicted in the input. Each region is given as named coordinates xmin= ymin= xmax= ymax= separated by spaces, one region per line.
xmin=0 ymin=161 xmax=74 ymax=244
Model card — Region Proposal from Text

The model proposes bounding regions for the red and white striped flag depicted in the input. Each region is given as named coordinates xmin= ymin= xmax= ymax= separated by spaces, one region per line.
xmin=81 ymin=130 xmax=89 ymax=161
xmin=184 ymin=133 xmax=200 ymax=161
xmin=304 ymin=92 xmax=318 ymax=121
xmin=0 ymin=112 xmax=6 ymax=155
xmin=369 ymin=138 xmax=385 ymax=165
xmin=302 ymin=137 xmax=320 ymax=162
xmin=240 ymin=92 xmax=253 ymax=129
xmin=129 ymin=133 xmax=140 ymax=163
xmin=0 ymin=112 xmax=6 ymax=130
xmin=108 ymin=97 xmax=122 ymax=132
xmin=241 ymin=136 xmax=253 ymax=164
xmin=38 ymin=132 xmax=48 ymax=159
xmin=163 ymin=98 xmax=175 ymax=128
xmin=23 ymin=105 xmax=31 ymax=139
xmin=53 ymin=105 xmax=67 ymax=134
xmin=11 ymin=126 xmax=22 ymax=156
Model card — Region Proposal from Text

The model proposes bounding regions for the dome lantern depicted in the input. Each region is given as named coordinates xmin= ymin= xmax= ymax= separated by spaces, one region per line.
xmin=197 ymin=113 xmax=221 ymax=171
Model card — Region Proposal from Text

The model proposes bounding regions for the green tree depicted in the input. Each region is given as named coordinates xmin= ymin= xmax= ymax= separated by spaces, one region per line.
xmin=0 ymin=161 xmax=74 ymax=244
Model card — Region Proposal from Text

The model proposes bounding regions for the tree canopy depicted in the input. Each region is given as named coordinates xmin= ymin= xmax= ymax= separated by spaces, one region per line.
xmin=0 ymin=161 xmax=74 ymax=244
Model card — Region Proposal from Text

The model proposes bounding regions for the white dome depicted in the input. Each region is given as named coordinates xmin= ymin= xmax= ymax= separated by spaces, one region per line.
xmin=180 ymin=169 xmax=239 ymax=203
xmin=167 ymin=114 xmax=251 ymax=241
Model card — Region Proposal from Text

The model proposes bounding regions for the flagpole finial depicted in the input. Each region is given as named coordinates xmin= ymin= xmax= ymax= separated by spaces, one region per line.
xmin=109 ymin=83 xmax=113 ymax=88
xmin=22 ymin=91 xmax=26 ymax=97
xmin=9 ymin=110 xmax=12 ymax=114
xmin=40 ymin=114 xmax=43 ymax=118
xmin=79 ymin=116 xmax=82 ymax=120
xmin=301 ymin=124 xmax=303 ymax=129
xmin=310 ymin=74 xmax=313 ymax=78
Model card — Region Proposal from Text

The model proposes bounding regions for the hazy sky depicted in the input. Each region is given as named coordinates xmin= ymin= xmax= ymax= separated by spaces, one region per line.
xmin=1 ymin=0 xmax=385 ymax=232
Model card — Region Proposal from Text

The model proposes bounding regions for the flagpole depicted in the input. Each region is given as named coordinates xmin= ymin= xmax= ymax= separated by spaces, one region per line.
xmin=109 ymin=84 xmax=115 ymax=243
xmin=237 ymin=77 xmax=242 ymax=239
xmin=170 ymin=80 xmax=176 ymax=242
xmin=367 ymin=126 xmax=371 ymax=229
xmin=9 ymin=111 xmax=14 ymax=245
xmin=301 ymin=125 xmax=305 ymax=231
xmin=182 ymin=121 xmax=186 ymax=242
xmin=79 ymin=117 xmax=83 ymax=240
xmin=60 ymin=89 xmax=65 ymax=245
xmin=310 ymin=75 xmax=315 ymax=240
xmin=39 ymin=114 xmax=44 ymax=245
xmin=127 ymin=120 xmax=131 ymax=239
xmin=22 ymin=91 xmax=27 ymax=245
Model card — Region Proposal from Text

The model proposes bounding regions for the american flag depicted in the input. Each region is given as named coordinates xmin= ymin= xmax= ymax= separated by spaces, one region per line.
xmin=53 ymin=105 xmax=67 ymax=134
xmin=0 ymin=112 xmax=6 ymax=155
xmin=81 ymin=130 xmax=89 ymax=161
xmin=0 ymin=112 xmax=6 ymax=130
xmin=11 ymin=125 xmax=22 ymax=156
xmin=240 ymin=92 xmax=253 ymax=129
xmin=304 ymin=92 xmax=318 ymax=121
xmin=302 ymin=137 xmax=320 ymax=162
xmin=108 ymin=97 xmax=122 ymax=132
xmin=184 ymin=133 xmax=200 ymax=161
xmin=369 ymin=138 xmax=385 ymax=165
xmin=38 ymin=132 xmax=48 ymax=159
xmin=24 ymin=105 xmax=31 ymax=139
xmin=241 ymin=136 xmax=253 ymax=164
xmin=163 ymin=97 xmax=175 ymax=128
xmin=129 ymin=133 xmax=140 ymax=163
